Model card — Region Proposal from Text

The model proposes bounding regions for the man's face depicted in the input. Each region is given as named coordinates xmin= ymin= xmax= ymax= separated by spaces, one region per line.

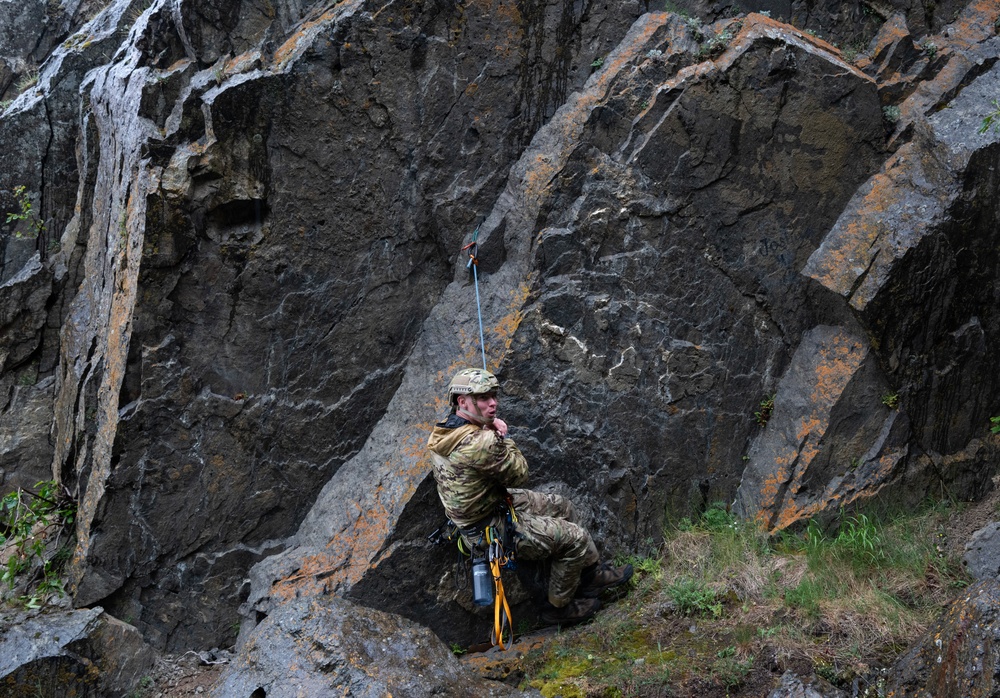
xmin=459 ymin=392 xmax=498 ymax=419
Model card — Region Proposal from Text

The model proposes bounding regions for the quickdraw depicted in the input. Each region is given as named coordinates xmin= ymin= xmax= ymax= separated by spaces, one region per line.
xmin=461 ymin=225 xmax=488 ymax=372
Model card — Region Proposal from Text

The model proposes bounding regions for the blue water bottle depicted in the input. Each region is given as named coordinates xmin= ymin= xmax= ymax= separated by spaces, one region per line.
xmin=472 ymin=557 xmax=493 ymax=606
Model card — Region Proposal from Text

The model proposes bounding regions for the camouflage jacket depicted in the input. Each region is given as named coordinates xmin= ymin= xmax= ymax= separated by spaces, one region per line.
xmin=427 ymin=415 xmax=528 ymax=529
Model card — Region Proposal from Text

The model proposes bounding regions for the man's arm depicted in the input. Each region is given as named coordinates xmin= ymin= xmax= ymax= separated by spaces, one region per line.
xmin=453 ymin=428 xmax=528 ymax=487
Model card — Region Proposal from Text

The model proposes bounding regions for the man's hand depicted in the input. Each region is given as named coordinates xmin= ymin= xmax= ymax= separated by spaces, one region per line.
xmin=491 ymin=417 xmax=509 ymax=438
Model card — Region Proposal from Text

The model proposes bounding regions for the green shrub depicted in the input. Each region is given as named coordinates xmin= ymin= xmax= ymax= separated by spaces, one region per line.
xmin=754 ymin=395 xmax=775 ymax=426
xmin=0 ymin=480 xmax=76 ymax=608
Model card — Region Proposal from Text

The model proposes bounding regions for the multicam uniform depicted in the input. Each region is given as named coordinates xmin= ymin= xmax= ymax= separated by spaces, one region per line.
xmin=428 ymin=414 xmax=600 ymax=608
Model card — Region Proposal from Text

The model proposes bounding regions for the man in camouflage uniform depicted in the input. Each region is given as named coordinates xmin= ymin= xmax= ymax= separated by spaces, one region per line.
xmin=427 ymin=368 xmax=632 ymax=624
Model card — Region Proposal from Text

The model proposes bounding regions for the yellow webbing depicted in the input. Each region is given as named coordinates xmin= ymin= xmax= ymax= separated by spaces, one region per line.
xmin=490 ymin=554 xmax=513 ymax=649
xmin=485 ymin=527 xmax=514 ymax=650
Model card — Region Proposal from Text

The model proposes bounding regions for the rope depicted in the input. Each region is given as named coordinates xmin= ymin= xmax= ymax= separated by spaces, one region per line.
xmin=462 ymin=226 xmax=488 ymax=371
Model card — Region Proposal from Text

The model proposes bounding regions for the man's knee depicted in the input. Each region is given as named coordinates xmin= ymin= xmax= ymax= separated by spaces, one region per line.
xmin=511 ymin=489 xmax=580 ymax=522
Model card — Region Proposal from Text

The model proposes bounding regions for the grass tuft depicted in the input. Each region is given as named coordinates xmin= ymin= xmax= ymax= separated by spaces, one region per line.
xmin=521 ymin=500 xmax=970 ymax=696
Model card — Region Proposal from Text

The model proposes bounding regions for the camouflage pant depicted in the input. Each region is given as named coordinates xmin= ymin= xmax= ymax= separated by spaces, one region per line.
xmin=509 ymin=488 xmax=600 ymax=607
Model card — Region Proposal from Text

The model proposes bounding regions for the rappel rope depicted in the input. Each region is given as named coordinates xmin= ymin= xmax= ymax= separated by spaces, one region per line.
xmin=462 ymin=226 xmax=488 ymax=371
xmin=461 ymin=227 xmax=517 ymax=649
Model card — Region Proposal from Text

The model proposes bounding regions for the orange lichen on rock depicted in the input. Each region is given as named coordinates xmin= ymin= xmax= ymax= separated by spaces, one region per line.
xmin=723 ymin=14 xmax=871 ymax=77
xmin=750 ymin=330 xmax=869 ymax=530
xmin=273 ymin=3 xmax=361 ymax=70
xmin=515 ymin=13 xmax=670 ymax=204
xmin=485 ymin=279 xmax=533 ymax=362
xmin=803 ymin=163 xmax=898 ymax=297
xmin=71 ymin=170 xmax=149 ymax=591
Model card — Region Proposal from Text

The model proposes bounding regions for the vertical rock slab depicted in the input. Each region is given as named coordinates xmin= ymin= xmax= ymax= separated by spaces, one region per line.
xmin=40 ymin=0 xmax=645 ymax=652
xmin=733 ymin=326 xmax=907 ymax=530
xmin=52 ymin=6 xmax=158 ymax=610
xmin=804 ymin=54 xmax=1000 ymax=456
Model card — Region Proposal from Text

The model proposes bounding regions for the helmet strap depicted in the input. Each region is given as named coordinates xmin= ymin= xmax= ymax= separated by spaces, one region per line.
xmin=456 ymin=401 xmax=495 ymax=428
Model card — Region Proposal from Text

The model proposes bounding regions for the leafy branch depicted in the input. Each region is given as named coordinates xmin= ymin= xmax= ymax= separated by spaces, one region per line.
xmin=4 ymin=185 xmax=45 ymax=239
xmin=1 ymin=480 xmax=76 ymax=609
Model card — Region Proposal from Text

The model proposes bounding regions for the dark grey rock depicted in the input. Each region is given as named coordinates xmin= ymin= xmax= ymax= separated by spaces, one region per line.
xmin=0 ymin=0 xmax=47 ymax=90
xmin=0 ymin=0 xmax=999 ymax=678
xmin=0 ymin=607 xmax=155 ymax=698
xmin=768 ymin=670 xmax=848 ymax=698
xmin=245 ymin=11 xmax=892 ymax=646
xmin=13 ymin=0 xmax=647 ymax=653
xmin=964 ymin=522 xmax=1000 ymax=581
xmin=212 ymin=595 xmax=530 ymax=698
xmin=804 ymin=55 xmax=1000 ymax=457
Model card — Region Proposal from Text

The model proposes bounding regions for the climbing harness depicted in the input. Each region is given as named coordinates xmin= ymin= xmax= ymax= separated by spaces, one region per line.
xmin=461 ymin=225 xmax=488 ymax=372
xmin=433 ymin=499 xmax=520 ymax=649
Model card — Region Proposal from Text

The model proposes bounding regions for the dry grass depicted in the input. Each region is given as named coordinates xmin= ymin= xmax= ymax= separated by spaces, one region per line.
xmin=521 ymin=501 xmax=971 ymax=697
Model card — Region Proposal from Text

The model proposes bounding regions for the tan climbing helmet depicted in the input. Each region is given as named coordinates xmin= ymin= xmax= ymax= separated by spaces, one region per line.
xmin=448 ymin=368 xmax=499 ymax=405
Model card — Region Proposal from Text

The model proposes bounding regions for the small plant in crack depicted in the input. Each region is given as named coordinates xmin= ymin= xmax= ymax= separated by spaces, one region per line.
xmin=979 ymin=99 xmax=1000 ymax=135
xmin=754 ymin=395 xmax=775 ymax=426
xmin=5 ymin=185 xmax=44 ymax=238
xmin=14 ymin=70 xmax=39 ymax=95
xmin=1 ymin=480 xmax=77 ymax=610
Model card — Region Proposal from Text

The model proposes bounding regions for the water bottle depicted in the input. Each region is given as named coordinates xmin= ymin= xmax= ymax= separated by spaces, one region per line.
xmin=471 ymin=557 xmax=493 ymax=606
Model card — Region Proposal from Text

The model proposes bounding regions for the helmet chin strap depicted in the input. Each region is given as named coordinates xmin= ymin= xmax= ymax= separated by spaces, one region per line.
xmin=457 ymin=402 xmax=495 ymax=428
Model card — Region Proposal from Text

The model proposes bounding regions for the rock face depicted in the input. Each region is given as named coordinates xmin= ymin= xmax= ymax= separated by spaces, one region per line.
xmin=0 ymin=607 xmax=155 ymax=698
xmin=768 ymin=671 xmax=847 ymax=698
xmin=887 ymin=580 xmax=1000 ymax=697
xmin=965 ymin=522 xmax=1000 ymax=581
xmin=212 ymin=595 xmax=533 ymax=697
xmin=1 ymin=0 xmax=1000 ymax=674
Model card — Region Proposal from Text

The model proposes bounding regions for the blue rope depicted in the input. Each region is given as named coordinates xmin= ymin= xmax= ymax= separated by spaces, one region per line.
xmin=464 ymin=226 xmax=488 ymax=371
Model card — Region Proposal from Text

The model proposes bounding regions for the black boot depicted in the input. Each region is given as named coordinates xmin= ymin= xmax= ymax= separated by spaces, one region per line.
xmin=576 ymin=561 xmax=633 ymax=598
xmin=540 ymin=597 xmax=602 ymax=626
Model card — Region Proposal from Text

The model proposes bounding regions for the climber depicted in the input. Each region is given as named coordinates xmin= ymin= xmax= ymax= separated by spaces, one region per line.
xmin=427 ymin=367 xmax=633 ymax=625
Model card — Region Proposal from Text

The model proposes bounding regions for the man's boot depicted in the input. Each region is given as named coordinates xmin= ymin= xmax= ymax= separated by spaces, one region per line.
xmin=576 ymin=561 xmax=634 ymax=598
xmin=540 ymin=597 xmax=602 ymax=626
